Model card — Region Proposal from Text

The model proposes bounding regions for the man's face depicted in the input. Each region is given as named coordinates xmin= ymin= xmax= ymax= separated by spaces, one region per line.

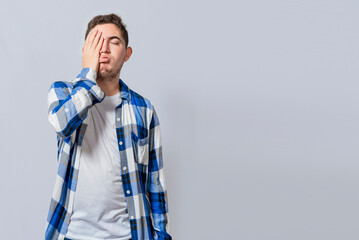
xmin=89 ymin=23 xmax=132 ymax=79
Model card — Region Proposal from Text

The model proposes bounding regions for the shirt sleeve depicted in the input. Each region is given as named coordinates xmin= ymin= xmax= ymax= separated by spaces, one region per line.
xmin=47 ymin=68 xmax=105 ymax=139
xmin=147 ymin=105 xmax=172 ymax=240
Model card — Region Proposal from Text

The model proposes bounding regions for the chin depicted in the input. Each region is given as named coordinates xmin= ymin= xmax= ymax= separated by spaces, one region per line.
xmin=98 ymin=72 xmax=112 ymax=78
xmin=99 ymin=63 xmax=122 ymax=77
xmin=99 ymin=65 xmax=112 ymax=73
xmin=98 ymin=68 xmax=119 ymax=79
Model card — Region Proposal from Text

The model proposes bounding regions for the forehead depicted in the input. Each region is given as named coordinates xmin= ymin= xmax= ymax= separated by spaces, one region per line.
xmin=92 ymin=23 xmax=122 ymax=38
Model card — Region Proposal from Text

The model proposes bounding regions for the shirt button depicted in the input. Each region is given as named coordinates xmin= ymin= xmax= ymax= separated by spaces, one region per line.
xmin=130 ymin=216 xmax=135 ymax=220
xmin=126 ymin=190 xmax=131 ymax=194
xmin=117 ymin=117 xmax=120 ymax=121
xmin=119 ymin=141 xmax=123 ymax=145
xmin=64 ymin=108 xmax=69 ymax=112
xmin=123 ymin=166 xmax=127 ymax=171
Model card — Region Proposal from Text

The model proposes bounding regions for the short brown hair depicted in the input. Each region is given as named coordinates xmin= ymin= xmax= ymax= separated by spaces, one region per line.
xmin=85 ymin=13 xmax=129 ymax=48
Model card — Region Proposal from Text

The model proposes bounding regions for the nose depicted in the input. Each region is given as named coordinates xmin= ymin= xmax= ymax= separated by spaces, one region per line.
xmin=100 ymin=38 xmax=110 ymax=54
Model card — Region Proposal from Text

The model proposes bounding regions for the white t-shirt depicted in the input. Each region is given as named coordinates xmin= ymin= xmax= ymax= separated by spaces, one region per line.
xmin=66 ymin=92 xmax=131 ymax=240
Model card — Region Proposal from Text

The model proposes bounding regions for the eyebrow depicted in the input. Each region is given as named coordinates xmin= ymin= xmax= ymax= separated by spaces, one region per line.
xmin=108 ymin=36 xmax=122 ymax=42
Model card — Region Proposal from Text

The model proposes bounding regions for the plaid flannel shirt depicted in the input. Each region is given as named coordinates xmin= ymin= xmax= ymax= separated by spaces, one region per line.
xmin=45 ymin=68 xmax=171 ymax=240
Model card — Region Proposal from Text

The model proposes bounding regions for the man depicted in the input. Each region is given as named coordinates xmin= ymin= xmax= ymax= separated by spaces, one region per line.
xmin=45 ymin=13 xmax=171 ymax=240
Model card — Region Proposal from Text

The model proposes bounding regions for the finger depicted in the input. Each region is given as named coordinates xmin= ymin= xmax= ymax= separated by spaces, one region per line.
xmin=95 ymin=35 xmax=105 ymax=51
xmin=91 ymin=30 xmax=102 ymax=49
xmin=83 ymin=30 xmax=95 ymax=52
xmin=85 ymin=30 xmax=95 ymax=46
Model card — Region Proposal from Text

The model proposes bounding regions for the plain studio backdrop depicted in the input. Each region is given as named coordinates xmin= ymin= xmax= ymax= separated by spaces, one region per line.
xmin=0 ymin=0 xmax=358 ymax=239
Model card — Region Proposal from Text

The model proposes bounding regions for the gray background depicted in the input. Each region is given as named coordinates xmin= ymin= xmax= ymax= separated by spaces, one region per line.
xmin=0 ymin=0 xmax=358 ymax=239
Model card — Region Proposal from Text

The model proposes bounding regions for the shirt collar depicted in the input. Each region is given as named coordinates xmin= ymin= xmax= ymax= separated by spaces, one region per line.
xmin=119 ymin=78 xmax=131 ymax=102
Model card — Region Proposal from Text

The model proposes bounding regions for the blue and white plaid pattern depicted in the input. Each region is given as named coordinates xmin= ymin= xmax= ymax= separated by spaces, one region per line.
xmin=45 ymin=68 xmax=171 ymax=240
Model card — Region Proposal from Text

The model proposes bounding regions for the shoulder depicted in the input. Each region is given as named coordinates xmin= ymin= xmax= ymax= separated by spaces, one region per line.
xmin=129 ymin=88 xmax=154 ymax=112
xmin=128 ymin=88 xmax=160 ymax=132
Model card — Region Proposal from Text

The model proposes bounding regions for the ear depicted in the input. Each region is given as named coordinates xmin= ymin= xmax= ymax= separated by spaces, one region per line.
xmin=124 ymin=47 xmax=133 ymax=62
xmin=82 ymin=47 xmax=84 ymax=53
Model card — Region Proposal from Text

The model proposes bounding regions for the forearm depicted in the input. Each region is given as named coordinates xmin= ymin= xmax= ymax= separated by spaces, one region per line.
xmin=47 ymin=68 xmax=105 ymax=139
xmin=148 ymin=173 xmax=171 ymax=240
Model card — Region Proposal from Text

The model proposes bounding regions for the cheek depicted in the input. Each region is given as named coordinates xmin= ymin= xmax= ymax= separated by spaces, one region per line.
xmin=110 ymin=46 xmax=124 ymax=54
xmin=115 ymin=50 xmax=126 ymax=60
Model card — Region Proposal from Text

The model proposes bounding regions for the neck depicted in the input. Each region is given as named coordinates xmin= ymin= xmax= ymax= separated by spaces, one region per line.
xmin=96 ymin=73 xmax=121 ymax=96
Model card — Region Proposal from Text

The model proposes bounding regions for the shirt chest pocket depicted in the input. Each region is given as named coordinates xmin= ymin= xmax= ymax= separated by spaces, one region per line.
xmin=134 ymin=136 xmax=149 ymax=165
